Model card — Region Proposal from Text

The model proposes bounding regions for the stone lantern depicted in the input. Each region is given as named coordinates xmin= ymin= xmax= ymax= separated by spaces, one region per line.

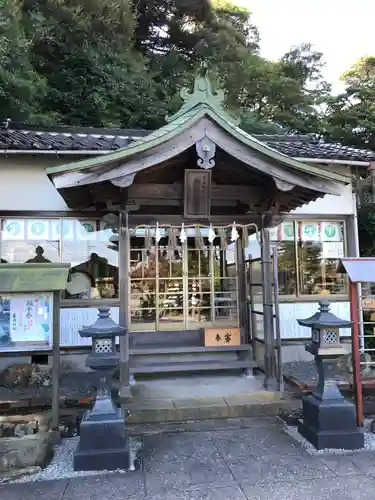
xmin=81 ymin=307 xmax=124 ymax=372
xmin=302 ymin=301 xmax=347 ymax=357
xmin=297 ymin=301 xmax=364 ymax=450
xmin=73 ymin=307 xmax=130 ymax=471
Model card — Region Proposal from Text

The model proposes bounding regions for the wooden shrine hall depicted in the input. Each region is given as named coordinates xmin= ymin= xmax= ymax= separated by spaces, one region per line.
xmin=46 ymin=66 xmax=351 ymax=395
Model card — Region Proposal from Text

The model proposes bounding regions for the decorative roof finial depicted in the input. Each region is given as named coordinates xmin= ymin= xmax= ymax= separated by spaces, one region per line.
xmin=166 ymin=63 xmax=227 ymax=123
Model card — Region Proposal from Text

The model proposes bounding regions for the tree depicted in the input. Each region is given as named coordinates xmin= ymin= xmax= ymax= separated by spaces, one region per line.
xmin=324 ymin=57 xmax=375 ymax=149
xmin=0 ymin=0 xmax=51 ymax=123
xmin=0 ymin=0 xmax=334 ymax=133
xmin=19 ymin=0 xmax=169 ymax=128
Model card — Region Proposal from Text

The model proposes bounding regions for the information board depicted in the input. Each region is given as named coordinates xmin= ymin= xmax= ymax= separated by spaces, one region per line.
xmin=0 ymin=293 xmax=53 ymax=347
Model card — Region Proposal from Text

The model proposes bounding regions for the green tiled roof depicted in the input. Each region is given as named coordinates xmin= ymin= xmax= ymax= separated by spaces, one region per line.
xmin=46 ymin=67 xmax=351 ymax=186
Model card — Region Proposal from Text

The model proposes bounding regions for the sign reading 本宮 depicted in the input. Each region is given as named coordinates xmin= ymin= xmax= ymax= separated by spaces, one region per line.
xmin=204 ymin=327 xmax=240 ymax=347
xmin=0 ymin=293 xmax=52 ymax=347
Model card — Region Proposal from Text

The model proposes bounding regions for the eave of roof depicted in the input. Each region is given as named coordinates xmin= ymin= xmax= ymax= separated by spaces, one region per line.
xmin=0 ymin=122 xmax=374 ymax=164
xmin=45 ymin=94 xmax=351 ymax=186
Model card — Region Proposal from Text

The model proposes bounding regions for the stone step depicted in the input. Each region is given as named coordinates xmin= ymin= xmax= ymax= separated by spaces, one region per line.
xmin=125 ymin=394 xmax=301 ymax=424
xmin=131 ymin=351 xmax=240 ymax=365
xmin=129 ymin=359 xmax=257 ymax=375
xmin=130 ymin=345 xmax=252 ymax=355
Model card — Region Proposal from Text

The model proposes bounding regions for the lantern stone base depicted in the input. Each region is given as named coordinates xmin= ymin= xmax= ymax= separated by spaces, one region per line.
xmin=298 ymin=393 xmax=364 ymax=450
xmin=74 ymin=394 xmax=130 ymax=471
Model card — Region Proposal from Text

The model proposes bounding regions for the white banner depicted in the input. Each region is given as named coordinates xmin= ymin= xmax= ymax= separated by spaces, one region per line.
xmin=76 ymin=220 xmax=97 ymax=241
xmin=320 ymin=222 xmax=342 ymax=242
xmin=2 ymin=220 xmax=25 ymax=240
xmin=300 ymin=222 xmax=320 ymax=242
xmin=26 ymin=220 xmax=51 ymax=240
xmin=280 ymin=222 xmax=294 ymax=241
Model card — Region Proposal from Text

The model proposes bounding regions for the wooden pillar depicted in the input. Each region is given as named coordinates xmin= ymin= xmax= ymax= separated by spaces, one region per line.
xmin=260 ymin=217 xmax=278 ymax=390
xmin=51 ymin=290 xmax=61 ymax=437
xmin=119 ymin=206 xmax=132 ymax=400
xmin=236 ymin=239 xmax=247 ymax=344
xmin=350 ymin=281 xmax=364 ymax=426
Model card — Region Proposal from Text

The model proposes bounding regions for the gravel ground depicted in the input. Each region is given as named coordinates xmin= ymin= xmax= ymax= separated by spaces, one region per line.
xmin=13 ymin=436 xmax=142 ymax=483
xmin=283 ymin=361 xmax=350 ymax=386
xmin=0 ymin=372 xmax=100 ymax=401
xmin=284 ymin=418 xmax=375 ymax=456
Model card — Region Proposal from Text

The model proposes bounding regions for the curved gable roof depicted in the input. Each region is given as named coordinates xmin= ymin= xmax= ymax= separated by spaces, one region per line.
xmin=46 ymin=66 xmax=351 ymax=192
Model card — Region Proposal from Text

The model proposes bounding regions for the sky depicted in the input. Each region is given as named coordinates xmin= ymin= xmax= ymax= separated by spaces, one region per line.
xmin=235 ymin=0 xmax=375 ymax=93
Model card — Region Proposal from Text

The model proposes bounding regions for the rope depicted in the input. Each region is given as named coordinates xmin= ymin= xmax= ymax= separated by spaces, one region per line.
xmin=132 ymin=222 xmax=261 ymax=244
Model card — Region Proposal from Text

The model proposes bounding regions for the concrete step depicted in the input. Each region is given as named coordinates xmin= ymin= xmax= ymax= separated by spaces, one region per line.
xmin=130 ymin=345 xmax=252 ymax=355
xmin=125 ymin=393 xmax=301 ymax=424
xmin=129 ymin=359 xmax=257 ymax=374
xmin=132 ymin=351 xmax=241 ymax=365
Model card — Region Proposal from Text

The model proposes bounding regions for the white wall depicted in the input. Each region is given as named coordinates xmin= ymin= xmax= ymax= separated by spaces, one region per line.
xmin=291 ymin=184 xmax=355 ymax=216
xmin=278 ymin=301 xmax=351 ymax=338
xmin=0 ymin=157 xmax=356 ymax=215
xmin=0 ymin=300 xmax=351 ymax=353
xmin=0 ymin=157 xmax=70 ymax=211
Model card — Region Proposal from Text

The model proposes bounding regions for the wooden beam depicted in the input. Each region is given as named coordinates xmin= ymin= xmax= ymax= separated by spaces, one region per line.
xmin=203 ymin=119 xmax=343 ymax=195
xmin=57 ymin=124 xmax=208 ymax=188
xmin=127 ymin=214 xmax=272 ymax=227
xmin=127 ymin=183 xmax=263 ymax=204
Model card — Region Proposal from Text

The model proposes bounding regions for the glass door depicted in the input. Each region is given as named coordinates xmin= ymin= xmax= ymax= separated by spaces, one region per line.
xmin=157 ymin=239 xmax=185 ymax=330
xmin=130 ymin=237 xmax=157 ymax=331
xmin=212 ymin=243 xmax=239 ymax=327
xmin=186 ymin=244 xmax=213 ymax=328
xmin=129 ymin=226 xmax=240 ymax=331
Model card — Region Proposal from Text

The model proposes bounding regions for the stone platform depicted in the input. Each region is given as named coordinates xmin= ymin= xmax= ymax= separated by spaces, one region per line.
xmin=125 ymin=375 xmax=300 ymax=423
xmin=4 ymin=417 xmax=375 ymax=499
xmin=0 ymin=373 xmax=301 ymax=423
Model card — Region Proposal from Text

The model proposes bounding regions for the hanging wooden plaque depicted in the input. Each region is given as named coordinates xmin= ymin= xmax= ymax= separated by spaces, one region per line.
xmin=184 ymin=169 xmax=211 ymax=219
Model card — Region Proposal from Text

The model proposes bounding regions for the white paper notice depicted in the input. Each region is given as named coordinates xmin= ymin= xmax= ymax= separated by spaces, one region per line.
xmin=321 ymin=242 xmax=344 ymax=259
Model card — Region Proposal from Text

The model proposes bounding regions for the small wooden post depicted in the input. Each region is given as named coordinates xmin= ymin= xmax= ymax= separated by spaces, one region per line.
xmin=260 ymin=219 xmax=277 ymax=390
xmin=236 ymin=239 xmax=247 ymax=344
xmin=119 ymin=207 xmax=131 ymax=400
xmin=51 ymin=290 xmax=61 ymax=435
xmin=350 ymin=281 xmax=364 ymax=426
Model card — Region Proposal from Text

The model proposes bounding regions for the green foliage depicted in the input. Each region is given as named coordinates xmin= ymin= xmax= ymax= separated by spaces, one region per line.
xmin=0 ymin=0 xmax=52 ymax=123
xmin=324 ymin=57 xmax=375 ymax=149
xmin=19 ymin=0 xmax=169 ymax=128
xmin=0 ymin=0 xmax=344 ymax=134
xmin=0 ymin=0 xmax=330 ymax=132
xmin=358 ymin=206 xmax=375 ymax=256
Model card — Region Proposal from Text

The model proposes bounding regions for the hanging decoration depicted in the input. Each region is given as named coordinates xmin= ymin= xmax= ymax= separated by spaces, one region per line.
xmin=219 ymin=228 xmax=228 ymax=250
xmin=179 ymin=223 xmax=187 ymax=243
xmin=144 ymin=226 xmax=152 ymax=250
xmin=155 ymin=223 xmax=162 ymax=243
xmin=241 ymin=225 xmax=248 ymax=249
xmin=167 ymin=228 xmax=178 ymax=259
xmin=134 ymin=222 xmax=260 ymax=252
xmin=195 ymin=225 xmax=205 ymax=249
xmin=208 ymin=224 xmax=216 ymax=244
xmin=230 ymin=222 xmax=239 ymax=242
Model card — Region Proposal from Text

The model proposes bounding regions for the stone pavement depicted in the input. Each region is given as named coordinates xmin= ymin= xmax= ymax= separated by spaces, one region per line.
xmin=2 ymin=417 xmax=375 ymax=499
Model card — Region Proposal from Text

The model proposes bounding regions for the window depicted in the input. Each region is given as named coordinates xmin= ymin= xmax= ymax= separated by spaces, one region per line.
xmin=246 ymin=220 xmax=347 ymax=298
xmin=297 ymin=221 xmax=346 ymax=295
xmin=61 ymin=219 xmax=118 ymax=300
xmin=270 ymin=222 xmax=297 ymax=295
xmin=0 ymin=218 xmax=118 ymax=302
xmin=0 ymin=219 xmax=61 ymax=263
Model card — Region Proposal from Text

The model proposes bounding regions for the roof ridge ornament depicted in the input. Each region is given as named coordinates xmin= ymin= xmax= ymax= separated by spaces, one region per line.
xmin=166 ymin=62 xmax=231 ymax=123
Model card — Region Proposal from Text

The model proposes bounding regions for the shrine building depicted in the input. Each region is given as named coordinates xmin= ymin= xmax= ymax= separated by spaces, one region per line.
xmin=0 ymin=68 xmax=374 ymax=392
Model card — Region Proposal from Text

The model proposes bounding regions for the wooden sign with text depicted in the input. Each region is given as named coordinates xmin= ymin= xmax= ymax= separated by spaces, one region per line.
xmin=362 ymin=296 xmax=375 ymax=310
xmin=184 ymin=169 xmax=211 ymax=219
xmin=204 ymin=327 xmax=241 ymax=347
